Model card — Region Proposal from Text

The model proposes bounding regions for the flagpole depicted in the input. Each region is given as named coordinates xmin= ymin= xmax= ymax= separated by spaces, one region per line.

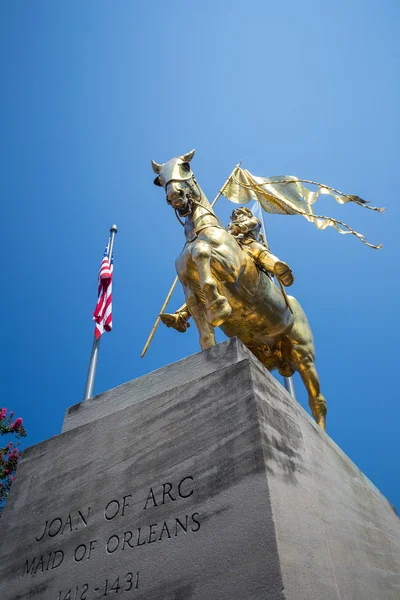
xmin=83 ymin=224 xmax=118 ymax=401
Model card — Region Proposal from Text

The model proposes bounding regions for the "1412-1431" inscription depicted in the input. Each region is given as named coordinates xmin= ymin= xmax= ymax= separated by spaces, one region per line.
xmin=57 ymin=571 xmax=139 ymax=599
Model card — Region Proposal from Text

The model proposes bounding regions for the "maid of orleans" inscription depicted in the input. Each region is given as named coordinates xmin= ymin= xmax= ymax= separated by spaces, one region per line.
xmin=22 ymin=475 xmax=201 ymax=589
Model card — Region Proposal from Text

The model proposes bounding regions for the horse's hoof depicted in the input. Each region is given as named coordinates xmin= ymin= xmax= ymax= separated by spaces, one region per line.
xmin=315 ymin=414 xmax=326 ymax=432
xmin=160 ymin=313 xmax=190 ymax=333
xmin=207 ymin=297 xmax=232 ymax=327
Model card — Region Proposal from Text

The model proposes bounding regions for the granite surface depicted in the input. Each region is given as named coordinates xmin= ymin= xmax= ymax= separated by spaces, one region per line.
xmin=1 ymin=339 xmax=399 ymax=599
xmin=62 ymin=337 xmax=250 ymax=433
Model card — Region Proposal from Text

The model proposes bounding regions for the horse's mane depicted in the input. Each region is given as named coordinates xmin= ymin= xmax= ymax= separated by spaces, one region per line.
xmin=192 ymin=178 xmax=214 ymax=213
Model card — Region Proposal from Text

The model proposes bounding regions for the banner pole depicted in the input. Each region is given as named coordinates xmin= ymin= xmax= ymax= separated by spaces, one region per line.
xmin=284 ymin=376 xmax=297 ymax=399
xmin=83 ymin=224 xmax=118 ymax=401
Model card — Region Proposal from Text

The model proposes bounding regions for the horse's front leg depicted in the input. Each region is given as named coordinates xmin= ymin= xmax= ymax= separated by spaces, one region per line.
xmin=192 ymin=241 xmax=232 ymax=327
xmin=183 ymin=286 xmax=216 ymax=349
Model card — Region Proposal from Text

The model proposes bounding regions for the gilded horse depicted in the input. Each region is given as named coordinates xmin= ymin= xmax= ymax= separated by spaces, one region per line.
xmin=152 ymin=150 xmax=327 ymax=430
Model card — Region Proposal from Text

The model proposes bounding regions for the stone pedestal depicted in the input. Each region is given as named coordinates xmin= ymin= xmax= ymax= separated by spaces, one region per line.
xmin=1 ymin=338 xmax=399 ymax=600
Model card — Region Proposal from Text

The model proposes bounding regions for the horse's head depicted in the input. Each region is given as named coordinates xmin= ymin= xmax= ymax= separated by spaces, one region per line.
xmin=151 ymin=150 xmax=200 ymax=217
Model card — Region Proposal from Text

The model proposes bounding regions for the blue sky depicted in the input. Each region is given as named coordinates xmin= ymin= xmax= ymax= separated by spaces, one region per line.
xmin=1 ymin=1 xmax=400 ymax=508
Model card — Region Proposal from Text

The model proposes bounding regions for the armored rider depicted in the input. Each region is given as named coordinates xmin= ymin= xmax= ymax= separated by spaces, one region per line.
xmin=160 ymin=207 xmax=294 ymax=332
xmin=227 ymin=207 xmax=294 ymax=286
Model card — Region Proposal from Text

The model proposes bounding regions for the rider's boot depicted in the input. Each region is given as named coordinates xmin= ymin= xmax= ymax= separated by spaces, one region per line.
xmin=160 ymin=306 xmax=191 ymax=333
xmin=257 ymin=250 xmax=294 ymax=287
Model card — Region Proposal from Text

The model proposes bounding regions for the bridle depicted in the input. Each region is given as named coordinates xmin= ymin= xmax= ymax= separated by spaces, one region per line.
xmin=164 ymin=174 xmax=218 ymax=229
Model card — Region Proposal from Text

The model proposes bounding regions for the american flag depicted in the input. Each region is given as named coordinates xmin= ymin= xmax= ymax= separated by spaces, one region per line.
xmin=93 ymin=240 xmax=113 ymax=339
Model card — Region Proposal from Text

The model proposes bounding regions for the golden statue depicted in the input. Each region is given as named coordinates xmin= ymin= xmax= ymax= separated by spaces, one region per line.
xmin=151 ymin=150 xmax=328 ymax=431
xmin=160 ymin=206 xmax=295 ymax=330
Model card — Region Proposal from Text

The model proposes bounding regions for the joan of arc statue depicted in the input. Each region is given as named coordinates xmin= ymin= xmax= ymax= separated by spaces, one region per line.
xmin=160 ymin=207 xmax=293 ymax=333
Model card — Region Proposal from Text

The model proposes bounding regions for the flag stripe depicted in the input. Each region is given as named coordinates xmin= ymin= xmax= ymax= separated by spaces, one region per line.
xmin=93 ymin=240 xmax=113 ymax=338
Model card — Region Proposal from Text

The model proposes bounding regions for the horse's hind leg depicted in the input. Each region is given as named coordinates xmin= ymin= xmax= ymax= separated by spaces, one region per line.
xmin=293 ymin=349 xmax=327 ymax=431
xmin=184 ymin=286 xmax=216 ymax=350
xmin=285 ymin=298 xmax=327 ymax=430
xmin=192 ymin=241 xmax=232 ymax=327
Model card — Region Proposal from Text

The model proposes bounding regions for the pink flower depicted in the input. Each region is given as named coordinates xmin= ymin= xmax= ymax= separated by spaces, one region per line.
xmin=0 ymin=408 xmax=6 ymax=420
xmin=12 ymin=418 xmax=23 ymax=431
